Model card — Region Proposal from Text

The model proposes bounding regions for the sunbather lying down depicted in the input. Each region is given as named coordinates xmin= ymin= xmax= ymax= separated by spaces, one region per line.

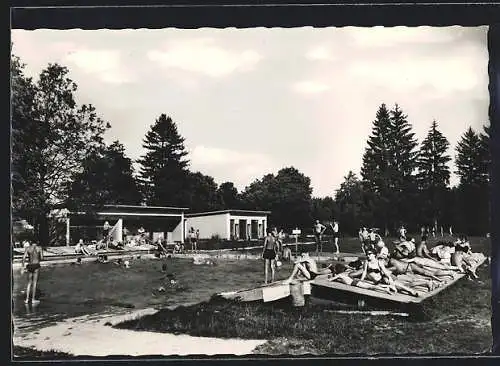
xmin=329 ymin=250 xmax=421 ymax=297
xmin=75 ymin=240 xmax=95 ymax=256
xmin=282 ymin=253 xmax=333 ymax=284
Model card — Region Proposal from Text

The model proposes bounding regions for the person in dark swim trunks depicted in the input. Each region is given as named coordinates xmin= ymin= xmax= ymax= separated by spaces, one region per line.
xmin=262 ymin=229 xmax=279 ymax=284
xmin=21 ymin=241 xmax=43 ymax=304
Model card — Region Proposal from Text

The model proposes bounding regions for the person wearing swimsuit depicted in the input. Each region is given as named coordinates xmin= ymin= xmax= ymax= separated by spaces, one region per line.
xmin=313 ymin=220 xmax=326 ymax=254
xmin=21 ymin=241 xmax=43 ymax=304
xmin=262 ymin=229 xmax=278 ymax=284
xmin=283 ymin=252 xmax=334 ymax=284
xmin=361 ymin=250 xmax=420 ymax=297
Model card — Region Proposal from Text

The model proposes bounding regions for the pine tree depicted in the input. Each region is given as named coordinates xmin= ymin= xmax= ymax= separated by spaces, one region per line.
xmin=456 ymin=127 xmax=484 ymax=186
xmin=138 ymin=114 xmax=190 ymax=206
xmin=455 ymin=126 xmax=489 ymax=234
xmin=361 ymin=103 xmax=396 ymax=231
xmin=388 ymin=104 xmax=419 ymax=229
xmin=479 ymin=124 xmax=491 ymax=184
xmin=416 ymin=120 xmax=452 ymax=228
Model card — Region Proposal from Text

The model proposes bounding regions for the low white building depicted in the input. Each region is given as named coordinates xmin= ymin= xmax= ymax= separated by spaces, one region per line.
xmin=185 ymin=210 xmax=271 ymax=240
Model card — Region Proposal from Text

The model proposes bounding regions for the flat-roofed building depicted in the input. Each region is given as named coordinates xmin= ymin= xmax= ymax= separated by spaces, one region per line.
xmin=185 ymin=210 xmax=271 ymax=240
xmin=50 ymin=204 xmax=188 ymax=246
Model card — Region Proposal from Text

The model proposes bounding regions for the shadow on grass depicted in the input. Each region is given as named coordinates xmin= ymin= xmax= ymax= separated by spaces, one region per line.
xmin=13 ymin=346 xmax=73 ymax=359
xmin=114 ymin=263 xmax=492 ymax=355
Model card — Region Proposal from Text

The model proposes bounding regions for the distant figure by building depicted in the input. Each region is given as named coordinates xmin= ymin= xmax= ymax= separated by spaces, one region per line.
xmin=188 ymin=227 xmax=197 ymax=251
xmin=313 ymin=220 xmax=326 ymax=254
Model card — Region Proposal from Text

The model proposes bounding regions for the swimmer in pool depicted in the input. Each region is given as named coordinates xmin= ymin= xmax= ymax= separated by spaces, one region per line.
xmin=21 ymin=241 xmax=43 ymax=304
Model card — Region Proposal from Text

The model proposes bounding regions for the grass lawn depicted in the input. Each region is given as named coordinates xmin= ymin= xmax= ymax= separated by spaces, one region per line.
xmin=114 ymin=236 xmax=492 ymax=355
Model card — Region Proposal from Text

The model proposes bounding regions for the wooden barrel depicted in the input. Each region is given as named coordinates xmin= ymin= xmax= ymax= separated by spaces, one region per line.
xmin=290 ymin=281 xmax=305 ymax=307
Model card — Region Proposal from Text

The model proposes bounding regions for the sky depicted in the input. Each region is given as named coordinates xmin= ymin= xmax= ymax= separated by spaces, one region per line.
xmin=11 ymin=26 xmax=489 ymax=198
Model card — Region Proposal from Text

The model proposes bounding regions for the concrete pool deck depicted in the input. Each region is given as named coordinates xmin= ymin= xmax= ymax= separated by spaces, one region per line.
xmin=13 ymin=306 xmax=268 ymax=357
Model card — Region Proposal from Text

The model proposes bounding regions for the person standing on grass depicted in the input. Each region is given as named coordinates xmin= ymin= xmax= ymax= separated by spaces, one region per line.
xmin=21 ymin=241 xmax=43 ymax=304
xmin=313 ymin=220 xmax=326 ymax=255
xmin=262 ymin=228 xmax=279 ymax=284
xmin=188 ymin=227 xmax=195 ymax=251
xmin=330 ymin=220 xmax=340 ymax=254
xmin=190 ymin=228 xmax=198 ymax=252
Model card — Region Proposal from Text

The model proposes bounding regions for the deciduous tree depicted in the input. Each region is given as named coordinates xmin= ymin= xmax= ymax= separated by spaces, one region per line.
xmin=11 ymin=58 xmax=110 ymax=245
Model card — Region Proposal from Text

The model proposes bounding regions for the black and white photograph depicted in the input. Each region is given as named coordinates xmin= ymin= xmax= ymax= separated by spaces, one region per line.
xmin=11 ymin=12 xmax=494 ymax=359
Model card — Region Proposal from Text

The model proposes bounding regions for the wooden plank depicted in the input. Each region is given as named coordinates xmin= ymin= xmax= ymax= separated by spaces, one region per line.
xmin=262 ymin=285 xmax=290 ymax=302
xmin=217 ymin=277 xmax=319 ymax=303
xmin=312 ymin=277 xmax=417 ymax=304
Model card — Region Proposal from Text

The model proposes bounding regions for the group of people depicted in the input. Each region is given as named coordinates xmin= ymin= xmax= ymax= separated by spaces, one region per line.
xmin=313 ymin=219 xmax=340 ymax=254
xmin=281 ymin=227 xmax=484 ymax=297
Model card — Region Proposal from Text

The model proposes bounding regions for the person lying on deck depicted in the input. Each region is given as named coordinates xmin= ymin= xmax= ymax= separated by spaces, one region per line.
xmin=359 ymin=249 xmax=420 ymax=297
xmin=108 ymin=241 xmax=124 ymax=250
xmin=377 ymin=248 xmax=448 ymax=288
xmin=282 ymin=252 xmax=332 ymax=284
xmin=416 ymin=237 xmax=436 ymax=260
xmin=75 ymin=239 xmax=93 ymax=256
xmin=454 ymin=235 xmax=472 ymax=254
xmin=382 ymin=246 xmax=458 ymax=281
xmin=328 ymin=263 xmax=395 ymax=295
xmin=392 ymin=238 xmax=417 ymax=259
xmin=430 ymin=241 xmax=456 ymax=265
xmin=451 ymin=239 xmax=484 ymax=280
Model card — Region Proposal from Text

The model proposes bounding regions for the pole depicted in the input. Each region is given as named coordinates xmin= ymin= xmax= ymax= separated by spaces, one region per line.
xmin=295 ymin=234 xmax=298 ymax=256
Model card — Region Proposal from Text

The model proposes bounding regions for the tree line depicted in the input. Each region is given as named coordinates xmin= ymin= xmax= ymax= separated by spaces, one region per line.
xmin=11 ymin=55 xmax=491 ymax=245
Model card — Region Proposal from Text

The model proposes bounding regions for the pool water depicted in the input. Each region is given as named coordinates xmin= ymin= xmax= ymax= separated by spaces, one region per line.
xmin=12 ymin=257 xmax=295 ymax=328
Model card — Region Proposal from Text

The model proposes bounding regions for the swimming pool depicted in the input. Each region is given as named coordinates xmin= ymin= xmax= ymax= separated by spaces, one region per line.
xmin=12 ymin=256 xmax=295 ymax=331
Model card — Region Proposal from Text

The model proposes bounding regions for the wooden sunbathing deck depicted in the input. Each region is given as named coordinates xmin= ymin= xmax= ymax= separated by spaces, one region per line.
xmin=216 ymin=256 xmax=487 ymax=309
xmin=312 ymin=256 xmax=487 ymax=307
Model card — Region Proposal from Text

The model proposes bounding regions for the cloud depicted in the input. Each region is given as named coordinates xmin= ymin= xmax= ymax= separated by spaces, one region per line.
xmin=189 ymin=145 xmax=277 ymax=189
xmin=147 ymin=38 xmax=262 ymax=78
xmin=292 ymin=80 xmax=330 ymax=94
xmin=65 ymin=49 xmax=132 ymax=84
xmin=306 ymin=46 xmax=335 ymax=61
xmin=346 ymin=26 xmax=459 ymax=47
xmin=347 ymin=47 xmax=485 ymax=93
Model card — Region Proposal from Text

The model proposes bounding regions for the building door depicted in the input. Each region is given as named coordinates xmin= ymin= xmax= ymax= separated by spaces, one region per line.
xmin=239 ymin=220 xmax=246 ymax=240
xmin=258 ymin=222 xmax=263 ymax=238
xmin=251 ymin=220 xmax=258 ymax=240
xmin=230 ymin=219 xmax=235 ymax=239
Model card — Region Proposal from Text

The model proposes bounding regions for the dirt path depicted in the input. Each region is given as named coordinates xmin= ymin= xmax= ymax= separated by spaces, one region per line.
xmin=13 ymin=308 xmax=267 ymax=357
